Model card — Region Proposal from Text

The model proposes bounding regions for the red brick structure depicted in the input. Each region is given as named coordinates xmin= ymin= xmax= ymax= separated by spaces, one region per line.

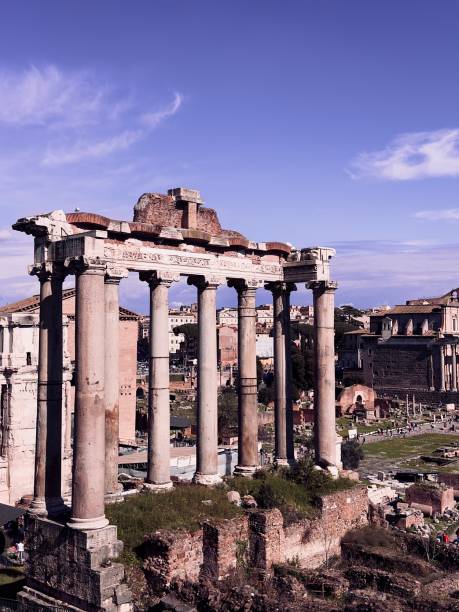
xmin=406 ymin=483 xmax=455 ymax=516
xmin=140 ymin=487 xmax=368 ymax=590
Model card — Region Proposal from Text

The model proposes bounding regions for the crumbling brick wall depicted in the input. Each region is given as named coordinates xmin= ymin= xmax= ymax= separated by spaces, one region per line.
xmin=201 ymin=516 xmax=249 ymax=580
xmin=140 ymin=488 xmax=368 ymax=589
xmin=133 ymin=193 xmax=223 ymax=235
xmin=283 ymin=487 xmax=369 ymax=568
xmin=249 ymin=509 xmax=284 ymax=571
xmin=406 ymin=484 xmax=455 ymax=515
xmin=141 ymin=529 xmax=203 ymax=591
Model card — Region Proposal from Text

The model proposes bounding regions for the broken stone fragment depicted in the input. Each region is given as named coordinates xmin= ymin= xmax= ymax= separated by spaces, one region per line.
xmin=242 ymin=495 xmax=257 ymax=508
xmin=227 ymin=490 xmax=241 ymax=506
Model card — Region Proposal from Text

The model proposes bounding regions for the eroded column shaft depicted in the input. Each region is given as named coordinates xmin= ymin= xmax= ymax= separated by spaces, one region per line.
xmin=147 ymin=280 xmax=172 ymax=487
xmin=312 ymin=281 xmax=337 ymax=468
xmin=104 ymin=278 xmax=120 ymax=495
xmin=30 ymin=266 xmax=65 ymax=516
xmin=236 ymin=286 xmax=259 ymax=473
xmin=69 ymin=264 xmax=108 ymax=530
xmin=272 ymin=287 xmax=287 ymax=464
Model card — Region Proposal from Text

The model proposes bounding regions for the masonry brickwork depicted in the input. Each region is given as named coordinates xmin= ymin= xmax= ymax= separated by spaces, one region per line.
xmin=202 ymin=516 xmax=249 ymax=580
xmin=141 ymin=529 xmax=203 ymax=590
xmin=406 ymin=484 xmax=455 ymax=516
xmin=140 ymin=487 xmax=368 ymax=593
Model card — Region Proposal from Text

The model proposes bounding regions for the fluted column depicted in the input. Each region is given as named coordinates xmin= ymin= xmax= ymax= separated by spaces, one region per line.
xmin=67 ymin=258 xmax=108 ymax=530
xmin=29 ymin=263 xmax=66 ymax=517
xmin=452 ymin=345 xmax=458 ymax=392
xmin=309 ymin=280 xmax=339 ymax=471
xmin=140 ymin=271 xmax=178 ymax=491
xmin=188 ymin=276 xmax=222 ymax=485
xmin=230 ymin=280 xmax=259 ymax=477
xmin=104 ymin=267 xmax=128 ymax=496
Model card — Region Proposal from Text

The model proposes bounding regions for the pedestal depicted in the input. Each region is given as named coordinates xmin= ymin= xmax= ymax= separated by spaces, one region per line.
xmin=17 ymin=515 xmax=132 ymax=611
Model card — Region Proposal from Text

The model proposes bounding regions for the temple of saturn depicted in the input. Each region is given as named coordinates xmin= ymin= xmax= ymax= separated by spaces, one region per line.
xmin=13 ymin=188 xmax=340 ymax=611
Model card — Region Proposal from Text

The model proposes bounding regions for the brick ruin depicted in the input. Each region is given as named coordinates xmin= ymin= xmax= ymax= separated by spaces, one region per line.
xmin=139 ymin=487 xmax=368 ymax=591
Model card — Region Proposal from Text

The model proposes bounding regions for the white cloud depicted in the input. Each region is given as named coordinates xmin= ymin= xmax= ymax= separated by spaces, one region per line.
xmin=141 ymin=92 xmax=183 ymax=128
xmin=41 ymin=92 xmax=183 ymax=166
xmin=414 ymin=209 xmax=459 ymax=222
xmin=350 ymin=128 xmax=459 ymax=181
xmin=42 ymin=130 xmax=141 ymax=166
xmin=0 ymin=65 xmax=106 ymax=127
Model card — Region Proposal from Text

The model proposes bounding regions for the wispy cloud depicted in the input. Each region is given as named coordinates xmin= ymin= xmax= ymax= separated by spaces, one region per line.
xmin=414 ymin=208 xmax=459 ymax=222
xmin=349 ymin=128 xmax=459 ymax=181
xmin=329 ymin=239 xmax=459 ymax=306
xmin=141 ymin=92 xmax=183 ymax=128
xmin=0 ymin=65 xmax=106 ymax=127
xmin=42 ymin=130 xmax=141 ymax=166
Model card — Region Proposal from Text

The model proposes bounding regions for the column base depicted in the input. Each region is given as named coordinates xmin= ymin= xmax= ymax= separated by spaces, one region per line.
xmin=274 ymin=458 xmax=289 ymax=467
xmin=28 ymin=497 xmax=47 ymax=517
xmin=233 ymin=465 xmax=259 ymax=478
xmin=29 ymin=496 xmax=68 ymax=518
xmin=192 ymin=472 xmax=223 ymax=486
xmin=67 ymin=514 xmax=109 ymax=531
xmin=143 ymin=481 xmax=173 ymax=493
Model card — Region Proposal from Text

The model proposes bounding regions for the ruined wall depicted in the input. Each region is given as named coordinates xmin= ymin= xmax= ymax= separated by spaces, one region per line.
xmin=202 ymin=516 xmax=249 ymax=580
xmin=133 ymin=193 xmax=223 ymax=235
xmin=406 ymin=485 xmax=455 ymax=515
xmin=283 ymin=487 xmax=368 ymax=568
xmin=141 ymin=529 xmax=203 ymax=590
xmin=143 ymin=487 xmax=369 ymax=591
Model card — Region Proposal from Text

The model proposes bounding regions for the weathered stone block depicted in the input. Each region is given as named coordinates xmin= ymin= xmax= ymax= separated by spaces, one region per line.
xmin=17 ymin=515 xmax=132 ymax=611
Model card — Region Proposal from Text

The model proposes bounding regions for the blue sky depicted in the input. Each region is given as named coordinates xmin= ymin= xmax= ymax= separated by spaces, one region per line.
xmin=1 ymin=1 xmax=459 ymax=313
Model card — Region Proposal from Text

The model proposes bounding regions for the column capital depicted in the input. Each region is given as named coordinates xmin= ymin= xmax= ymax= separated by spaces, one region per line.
xmin=105 ymin=264 xmax=128 ymax=285
xmin=29 ymin=262 xmax=66 ymax=282
xmin=265 ymin=281 xmax=297 ymax=296
xmin=227 ymin=278 xmax=263 ymax=294
xmin=307 ymin=280 xmax=338 ymax=293
xmin=64 ymin=255 xmax=106 ymax=276
xmin=139 ymin=270 xmax=180 ymax=288
xmin=188 ymin=274 xmax=224 ymax=290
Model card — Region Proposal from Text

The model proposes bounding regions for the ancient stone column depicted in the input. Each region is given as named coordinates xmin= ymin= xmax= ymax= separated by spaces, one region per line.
xmin=439 ymin=345 xmax=446 ymax=392
xmin=67 ymin=258 xmax=108 ymax=530
xmin=231 ymin=280 xmax=259 ymax=477
xmin=284 ymin=285 xmax=295 ymax=463
xmin=267 ymin=282 xmax=288 ymax=465
xmin=452 ymin=345 xmax=458 ymax=392
xmin=310 ymin=281 xmax=338 ymax=471
xmin=29 ymin=263 xmax=66 ymax=517
xmin=140 ymin=271 xmax=178 ymax=491
xmin=104 ymin=267 xmax=128 ymax=496
xmin=188 ymin=276 xmax=222 ymax=485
